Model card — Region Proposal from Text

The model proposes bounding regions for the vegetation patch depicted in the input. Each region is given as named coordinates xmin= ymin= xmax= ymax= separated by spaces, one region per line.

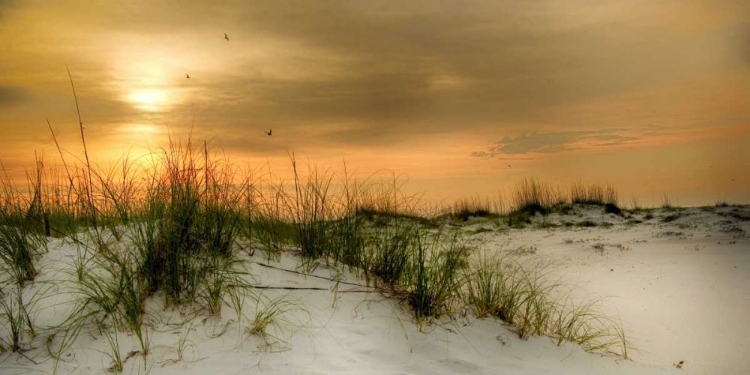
xmin=570 ymin=183 xmax=618 ymax=206
xmin=463 ymin=253 xmax=629 ymax=356
xmin=604 ymin=203 xmax=622 ymax=215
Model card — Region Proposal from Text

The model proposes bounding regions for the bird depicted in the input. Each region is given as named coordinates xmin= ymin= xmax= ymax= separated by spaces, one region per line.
xmin=224 ymin=33 xmax=229 ymax=41
xmin=186 ymin=74 xmax=190 ymax=79
xmin=265 ymin=129 xmax=272 ymax=136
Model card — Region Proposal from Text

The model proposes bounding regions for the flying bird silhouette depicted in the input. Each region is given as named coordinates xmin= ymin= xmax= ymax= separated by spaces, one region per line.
xmin=265 ymin=129 xmax=272 ymax=136
xmin=224 ymin=33 xmax=229 ymax=41
xmin=186 ymin=73 xmax=190 ymax=79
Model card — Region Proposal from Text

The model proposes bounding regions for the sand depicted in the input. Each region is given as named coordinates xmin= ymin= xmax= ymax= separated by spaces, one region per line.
xmin=1 ymin=204 xmax=748 ymax=374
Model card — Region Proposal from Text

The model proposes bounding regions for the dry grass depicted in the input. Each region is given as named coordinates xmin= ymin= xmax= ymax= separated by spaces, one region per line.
xmin=570 ymin=183 xmax=618 ymax=206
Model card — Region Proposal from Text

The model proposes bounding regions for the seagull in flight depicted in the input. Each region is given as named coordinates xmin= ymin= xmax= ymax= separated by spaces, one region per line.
xmin=265 ymin=129 xmax=272 ymax=136
xmin=186 ymin=73 xmax=190 ymax=79
xmin=224 ymin=33 xmax=230 ymax=41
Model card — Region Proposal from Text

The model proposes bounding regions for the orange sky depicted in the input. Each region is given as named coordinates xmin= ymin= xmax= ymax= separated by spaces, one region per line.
xmin=1 ymin=0 xmax=748 ymax=206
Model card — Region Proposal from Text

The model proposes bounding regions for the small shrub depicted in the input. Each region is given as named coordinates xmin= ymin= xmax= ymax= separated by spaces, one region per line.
xmin=604 ymin=203 xmax=622 ymax=215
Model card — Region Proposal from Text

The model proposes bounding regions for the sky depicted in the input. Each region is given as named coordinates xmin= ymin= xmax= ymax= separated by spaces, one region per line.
xmin=1 ymin=0 xmax=749 ymax=207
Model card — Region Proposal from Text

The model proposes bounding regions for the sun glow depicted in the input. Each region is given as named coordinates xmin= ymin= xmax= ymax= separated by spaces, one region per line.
xmin=110 ymin=44 xmax=192 ymax=112
xmin=127 ymin=89 xmax=171 ymax=112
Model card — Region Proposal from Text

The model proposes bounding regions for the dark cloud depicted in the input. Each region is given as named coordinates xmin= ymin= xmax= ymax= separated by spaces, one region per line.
xmin=214 ymin=2 xmax=748 ymax=148
xmin=472 ymin=130 xmax=638 ymax=157
xmin=0 ymin=85 xmax=28 ymax=107
xmin=56 ymin=1 xmax=742 ymax=139
xmin=0 ymin=0 xmax=19 ymax=20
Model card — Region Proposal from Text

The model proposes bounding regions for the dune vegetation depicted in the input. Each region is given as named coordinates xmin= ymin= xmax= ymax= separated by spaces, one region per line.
xmin=0 ymin=106 xmax=635 ymax=372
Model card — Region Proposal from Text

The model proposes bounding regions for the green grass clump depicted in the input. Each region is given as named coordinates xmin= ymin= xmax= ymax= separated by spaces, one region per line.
xmin=506 ymin=210 xmax=531 ymax=228
xmin=462 ymin=253 xmax=630 ymax=356
xmin=463 ymin=253 xmax=506 ymax=318
xmin=0 ymin=286 xmax=41 ymax=354
xmin=550 ymin=297 xmax=631 ymax=358
xmin=291 ymin=156 xmax=335 ymax=266
xmin=479 ymin=260 xmax=550 ymax=335
xmin=0 ymin=168 xmax=47 ymax=286
xmin=0 ymin=219 xmax=44 ymax=286
xmin=127 ymin=140 xmax=249 ymax=309
xmin=331 ymin=213 xmax=369 ymax=270
xmin=43 ymin=140 xmax=256 ymax=373
xmin=371 ymin=224 xmax=416 ymax=286
xmin=248 ymin=294 xmax=306 ymax=349
xmin=197 ymin=255 xmax=250 ymax=316
xmin=63 ymin=242 xmax=148 ymax=354
xmin=250 ymin=185 xmax=297 ymax=261
xmin=252 ymin=214 xmax=296 ymax=261
xmin=406 ymin=233 xmax=468 ymax=322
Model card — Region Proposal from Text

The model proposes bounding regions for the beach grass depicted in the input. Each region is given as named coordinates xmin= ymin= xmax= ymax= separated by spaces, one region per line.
xmin=0 ymin=124 xmax=639 ymax=372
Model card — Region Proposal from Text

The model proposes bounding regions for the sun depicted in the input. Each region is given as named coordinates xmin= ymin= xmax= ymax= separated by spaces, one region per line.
xmin=127 ymin=89 xmax=169 ymax=112
xmin=110 ymin=46 xmax=191 ymax=113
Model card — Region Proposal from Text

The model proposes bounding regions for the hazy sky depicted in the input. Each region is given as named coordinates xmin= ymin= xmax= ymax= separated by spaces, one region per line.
xmin=1 ymin=0 xmax=749 ymax=206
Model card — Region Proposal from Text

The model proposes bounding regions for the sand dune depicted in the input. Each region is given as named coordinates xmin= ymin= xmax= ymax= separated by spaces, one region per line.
xmin=1 ymin=204 xmax=748 ymax=374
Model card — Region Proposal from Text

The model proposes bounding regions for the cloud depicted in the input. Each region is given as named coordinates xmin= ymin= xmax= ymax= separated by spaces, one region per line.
xmin=0 ymin=0 xmax=19 ymax=21
xmin=0 ymin=0 xmax=748 ymax=156
xmin=0 ymin=85 xmax=28 ymax=107
xmin=472 ymin=130 xmax=638 ymax=157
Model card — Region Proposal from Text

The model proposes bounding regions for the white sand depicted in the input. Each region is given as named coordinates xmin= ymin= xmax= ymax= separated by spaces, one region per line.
xmin=463 ymin=204 xmax=750 ymax=374
xmin=2 ymin=205 xmax=747 ymax=374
